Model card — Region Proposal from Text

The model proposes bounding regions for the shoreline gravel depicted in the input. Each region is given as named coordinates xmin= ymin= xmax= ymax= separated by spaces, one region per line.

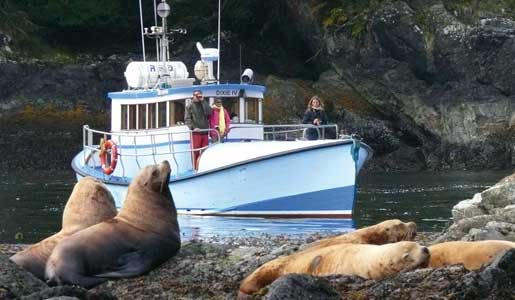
xmin=0 ymin=231 xmax=441 ymax=299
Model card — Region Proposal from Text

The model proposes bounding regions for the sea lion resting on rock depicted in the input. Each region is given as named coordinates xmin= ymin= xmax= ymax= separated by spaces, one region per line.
xmin=238 ymin=219 xmax=417 ymax=298
xmin=45 ymin=161 xmax=180 ymax=288
xmin=239 ymin=241 xmax=430 ymax=298
xmin=305 ymin=219 xmax=417 ymax=251
xmin=10 ymin=177 xmax=117 ymax=280
xmin=429 ymin=240 xmax=515 ymax=270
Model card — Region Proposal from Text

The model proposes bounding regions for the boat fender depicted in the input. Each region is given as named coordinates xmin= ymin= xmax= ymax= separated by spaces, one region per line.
xmin=351 ymin=138 xmax=360 ymax=162
xmin=99 ymin=139 xmax=118 ymax=175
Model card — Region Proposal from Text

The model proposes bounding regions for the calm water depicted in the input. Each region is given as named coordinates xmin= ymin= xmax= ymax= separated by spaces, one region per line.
xmin=0 ymin=168 xmax=512 ymax=244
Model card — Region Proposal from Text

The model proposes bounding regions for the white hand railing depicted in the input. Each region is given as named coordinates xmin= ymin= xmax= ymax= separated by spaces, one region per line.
xmin=81 ymin=123 xmax=339 ymax=180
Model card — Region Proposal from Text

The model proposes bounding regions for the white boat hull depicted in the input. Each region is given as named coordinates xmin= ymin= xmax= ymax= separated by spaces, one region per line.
xmin=73 ymin=139 xmax=370 ymax=218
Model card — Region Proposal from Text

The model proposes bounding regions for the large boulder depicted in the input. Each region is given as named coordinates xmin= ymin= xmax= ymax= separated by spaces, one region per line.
xmin=481 ymin=173 xmax=515 ymax=211
xmin=437 ymin=172 xmax=515 ymax=242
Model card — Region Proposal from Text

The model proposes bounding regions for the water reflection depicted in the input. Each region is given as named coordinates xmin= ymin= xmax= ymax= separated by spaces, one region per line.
xmin=179 ymin=216 xmax=355 ymax=241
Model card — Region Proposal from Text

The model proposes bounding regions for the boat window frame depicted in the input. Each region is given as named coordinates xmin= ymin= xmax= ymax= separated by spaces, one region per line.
xmin=119 ymin=98 xmax=193 ymax=131
xmin=244 ymin=97 xmax=260 ymax=124
xmin=121 ymin=104 xmax=128 ymax=130
xmin=137 ymin=104 xmax=146 ymax=129
xmin=220 ymin=97 xmax=240 ymax=123
xmin=158 ymin=102 xmax=167 ymax=128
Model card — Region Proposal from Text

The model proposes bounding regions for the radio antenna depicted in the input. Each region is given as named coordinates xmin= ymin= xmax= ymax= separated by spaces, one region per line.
xmin=154 ymin=0 xmax=159 ymax=60
xmin=217 ymin=0 xmax=221 ymax=83
xmin=138 ymin=0 xmax=146 ymax=61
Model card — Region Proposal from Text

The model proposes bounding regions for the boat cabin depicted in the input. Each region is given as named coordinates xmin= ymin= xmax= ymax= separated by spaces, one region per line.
xmin=108 ymin=83 xmax=266 ymax=143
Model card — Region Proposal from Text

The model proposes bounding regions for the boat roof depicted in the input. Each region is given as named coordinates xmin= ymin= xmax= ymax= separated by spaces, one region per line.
xmin=108 ymin=83 xmax=266 ymax=100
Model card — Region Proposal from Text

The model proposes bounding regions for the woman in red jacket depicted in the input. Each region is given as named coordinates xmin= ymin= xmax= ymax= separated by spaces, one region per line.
xmin=209 ymin=98 xmax=231 ymax=142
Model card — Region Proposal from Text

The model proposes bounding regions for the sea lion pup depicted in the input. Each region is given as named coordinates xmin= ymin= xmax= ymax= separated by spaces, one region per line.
xmin=45 ymin=160 xmax=180 ymax=288
xmin=305 ymin=219 xmax=417 ymax=251
xmin=238 ymin=241 xmax=430 ymax=298
xmin=10 ymin=177 xmax=116 ymax=280
xmin=428 ymin=240 xmax=515 ymax=270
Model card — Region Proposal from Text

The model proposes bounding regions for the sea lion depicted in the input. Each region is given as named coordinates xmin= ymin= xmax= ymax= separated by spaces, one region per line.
xmin=10 ymin=177 xmax=116 ymax=280
xmin=305 ymin=219 xmax=417 ymax=250
xmin=238 ymin=241 xmax=430 ymax=298
xmin=45 ymin=160 xmax=180 ymax=288
xmin=428 ymin=240 xmax=515 ymax=270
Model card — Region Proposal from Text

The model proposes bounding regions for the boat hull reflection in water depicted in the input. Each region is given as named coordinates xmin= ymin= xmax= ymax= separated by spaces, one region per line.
xmin=178 ymin=216 xmax=356 ymax=240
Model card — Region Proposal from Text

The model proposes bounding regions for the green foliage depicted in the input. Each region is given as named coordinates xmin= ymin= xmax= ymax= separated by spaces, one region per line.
xmin=323 ymin=8 xmax=348 ymax=28
xmin=0 ymin=1 xmax=37 ymax=39
xmin=350 ymin=14 xmax=368 ymax=39
xmin=313 ymin=0 xmax=385 ymax=39
xmin=0 ymin=1 xmax=55 ymax=58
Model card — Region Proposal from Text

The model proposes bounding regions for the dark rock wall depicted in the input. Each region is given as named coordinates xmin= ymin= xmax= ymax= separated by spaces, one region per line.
xmin=270 ymin=1 xmax=515 ymax=171
xmin=1 ymin=1 xmax=514 ymax=171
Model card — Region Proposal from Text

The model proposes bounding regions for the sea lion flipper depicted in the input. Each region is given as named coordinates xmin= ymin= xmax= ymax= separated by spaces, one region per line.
xmin=308 ymin=255 xmax=322 ymax=273
xmin=95 ymin=250 xmax=151 ymax=278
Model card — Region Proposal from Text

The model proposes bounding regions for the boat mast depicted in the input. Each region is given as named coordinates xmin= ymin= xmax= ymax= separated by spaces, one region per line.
xmin=157 ymin=1 xmax=170 ymax=70
xmin=154 ymin=0 xmax=159 ymax=60
xmin=217 ymin=0 xmax=221 ymax=83
xmin=138 ymin=0 xmax=146 ymax=61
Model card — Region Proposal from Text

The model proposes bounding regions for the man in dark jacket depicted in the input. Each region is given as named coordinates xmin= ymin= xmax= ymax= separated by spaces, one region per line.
xmin=185 ymin=90 xmax=212 ymax=170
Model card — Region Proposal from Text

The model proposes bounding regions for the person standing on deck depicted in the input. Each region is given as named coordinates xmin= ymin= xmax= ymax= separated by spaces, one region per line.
xmin=209 ymin=98 xmax=231 ymax=143
xmin=185 ymin=90 xmax=212 ymax=170
xmin=302 ymin=95 xmax=328 ymax=140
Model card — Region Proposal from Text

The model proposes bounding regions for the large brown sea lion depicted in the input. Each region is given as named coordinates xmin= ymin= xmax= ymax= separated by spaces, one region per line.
xmin=45 ymin=160 xmax=180 ymax=288
xmin=10 ymin=177 xmax=117 ymax=280
xmin=238 ymin=241 xmax=430 ymax=298
xmin=428 ymin=240 xmax=515 ymax=270
xmin=305 ymin=219 xmax=417 ymax=251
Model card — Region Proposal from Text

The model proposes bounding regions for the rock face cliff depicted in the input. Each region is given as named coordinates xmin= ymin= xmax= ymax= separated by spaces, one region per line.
xmin=270 ymin=1 xmax=515 ymax=171
xmin=0 ymin=1 xmax=514 ymax=171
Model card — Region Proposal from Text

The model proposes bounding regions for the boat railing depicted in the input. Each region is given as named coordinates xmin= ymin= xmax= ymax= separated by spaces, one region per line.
xmin=228 ymin=124 xmax=339 ymax=141
xmin=82 ymin=125 xmax=221 ymax=178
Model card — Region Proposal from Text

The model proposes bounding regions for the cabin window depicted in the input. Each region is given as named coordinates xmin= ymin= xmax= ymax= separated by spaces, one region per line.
xmin=138 ymin=104 xmax=146 ymax=129
xmin=121 ymin=105 xmax=128 ymax=130
xmin=158 ymin=102 xmax=167 ymax=128
xmin=223 ymin=97 xmax=239 ymax=122
xmin=148 ymin=103 xmax=157 ymax=128
xmin=128 ymin=105 xmax=137 ymax=129
xmin=169 ymin=100 xmax=185 ymax=125
xmin=245 ymin=98 xmax=259 ymax=123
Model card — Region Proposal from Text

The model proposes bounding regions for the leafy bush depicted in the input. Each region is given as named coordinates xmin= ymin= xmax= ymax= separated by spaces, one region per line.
xmin=313 ymin=0 xmax=385 ymax=38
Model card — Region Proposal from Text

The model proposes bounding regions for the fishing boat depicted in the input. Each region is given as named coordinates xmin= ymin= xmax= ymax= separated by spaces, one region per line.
xmin=71 ymin=0 xmax=373 ymax=218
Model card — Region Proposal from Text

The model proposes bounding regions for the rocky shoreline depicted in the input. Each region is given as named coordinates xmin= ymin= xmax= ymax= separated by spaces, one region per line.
xmin=1 ymin=172 xmax=514 ymax=300
xmin=0 ymin=232 xmax=440 ymax=300
xmin=1 ymin=230 xmax=514 ymax=300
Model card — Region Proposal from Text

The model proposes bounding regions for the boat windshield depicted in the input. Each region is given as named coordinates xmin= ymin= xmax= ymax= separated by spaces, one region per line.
xmin=119 ymin=99 xmax=188 ymax=130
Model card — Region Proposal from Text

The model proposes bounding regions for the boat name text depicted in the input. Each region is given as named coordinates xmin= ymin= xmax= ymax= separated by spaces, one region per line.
xmin=215 ymin=90 xmax=240 ymax=96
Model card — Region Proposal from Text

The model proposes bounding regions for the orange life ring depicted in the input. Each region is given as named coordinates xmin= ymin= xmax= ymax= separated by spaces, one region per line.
xmin=99 ymin=139 xmax=118 ymax=175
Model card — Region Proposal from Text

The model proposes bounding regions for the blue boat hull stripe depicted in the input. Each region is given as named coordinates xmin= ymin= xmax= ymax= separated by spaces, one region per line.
xmin=177 ymin=186 xmax=355 ymax=212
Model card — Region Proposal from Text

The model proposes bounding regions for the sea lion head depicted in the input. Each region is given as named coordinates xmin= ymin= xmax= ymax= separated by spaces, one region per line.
xmin=383 ymin=241 xmax=430 ymax=274
xmin=119 ymin=160 xmax=178 ymax=234
xmin=61 ymin=176 xmax=117 ymax=233
xmin=131 ymin=160 xmax=171 ymax=197
xmin=364 ymin=219 xmax=417 ymax=244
